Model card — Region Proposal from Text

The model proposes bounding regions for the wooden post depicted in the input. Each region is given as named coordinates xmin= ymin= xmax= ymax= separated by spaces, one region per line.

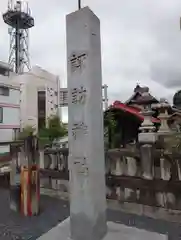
xmin=78 ymin=0 xmax=81 ymax=9
xmin=10 ymin=144 xmax=21 ymax=212
xmin=20 ymin=136 xmax=40 ymax=216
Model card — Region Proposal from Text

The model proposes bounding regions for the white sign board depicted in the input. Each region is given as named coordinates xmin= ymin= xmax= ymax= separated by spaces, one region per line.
xmin=59 ymin=85 xmax=108 ymax=108
xmin=59 ymin=88 xmax=68 ymax=106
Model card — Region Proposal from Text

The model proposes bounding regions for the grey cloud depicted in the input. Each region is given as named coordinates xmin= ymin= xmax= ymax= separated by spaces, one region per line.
xmin=0 ymin=0 xmax=181 ymax=111
xmin=149 ymin=0 xmax=181 ymax=89
xmin=151 ymin=62 xmax=181 ymax=88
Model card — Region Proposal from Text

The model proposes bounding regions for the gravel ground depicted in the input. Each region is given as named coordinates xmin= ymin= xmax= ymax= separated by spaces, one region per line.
xmin=0 ymin=189 xmax=69 ymax=240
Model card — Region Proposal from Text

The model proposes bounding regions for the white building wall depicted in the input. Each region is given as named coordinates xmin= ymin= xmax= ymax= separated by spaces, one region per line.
xmin=0 ymin=129 xmax=13 ymax=142
xmin=0 ymin=88 xmax=20 ymax=105
xmin=12 ymin=66 xmax=62 ymax=130
xmin=0 ymin=63 xmax=62 ymax=151
xmin=0 ymin=107 xmax=19 ymax=125
xmin=45 ymin=85 xmax=59 ymax=120
xmin=19 ymin=82 xmax=38 ymax=129
xmin=0 ymin=84 xmax=20 ymax=150
xmin=0 ymin=144 xmax=10 ymax=154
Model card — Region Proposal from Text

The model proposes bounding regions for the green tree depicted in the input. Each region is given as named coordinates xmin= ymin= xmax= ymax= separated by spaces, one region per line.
xmin=162 ymin=133 xmax=181 ymax=153
xmin=47 ymin=115 xmax=67 ymax=141
xmin=38 ymin=115 xmax=67 ymax=147
xmin=104 ymin=111 xmax=117 ymax=149
xmin=19 ymin=115 xmax=67 ymax=148
xmin=18 ymin=125 xmax=36 ymax=140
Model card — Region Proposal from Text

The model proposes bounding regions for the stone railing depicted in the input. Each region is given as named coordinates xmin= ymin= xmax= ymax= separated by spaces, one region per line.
xmin=3 ymin=138 xmax=181 ymax=222
xmin=38 ymin=145 xmax=181 ymax=222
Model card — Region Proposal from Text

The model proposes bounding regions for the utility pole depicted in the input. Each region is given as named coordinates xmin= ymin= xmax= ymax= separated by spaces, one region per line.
xmin=78 ymin=0 xmax=81 ymax=9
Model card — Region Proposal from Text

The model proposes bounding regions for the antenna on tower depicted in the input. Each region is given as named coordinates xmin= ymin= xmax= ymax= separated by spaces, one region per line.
xmin=3 ymin=0 xmax=34 ymax=74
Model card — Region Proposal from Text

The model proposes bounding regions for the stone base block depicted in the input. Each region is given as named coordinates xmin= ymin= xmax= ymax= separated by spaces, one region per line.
xmin=37 ymin=217 xmax=167 ymax=240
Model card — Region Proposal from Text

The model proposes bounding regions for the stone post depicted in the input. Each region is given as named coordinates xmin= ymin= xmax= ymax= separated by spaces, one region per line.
xmin=152 ymin=98 xmax=175 ymax=207
xmin=39 ymin=150 xmax=45 ymax=169
xmin=139 ymin=106 xmax=156 ymax=179
xmin=50 ymin=153 xmax=58 ymax=189
xmin=18 ymin=151 xmax=23 ymax=169
xmin=125 ymin=156 xmax=138 ymax=200
xmin=114 ymin=157 xmax=124 ymax=176
xmin=50 ymin=153 xmax=57 ymax=169
xmin=67 ymin=7 xmax=107 ymax=240
xmin=140 ymin=144 xmax=154 ymax=179
xmin=138 ymin=105 xmax=156 ymax=204
xmin=114 ymin=156 xmax=125 ymax=202
xmin=59 ymin=153 xmax=64 ymax=171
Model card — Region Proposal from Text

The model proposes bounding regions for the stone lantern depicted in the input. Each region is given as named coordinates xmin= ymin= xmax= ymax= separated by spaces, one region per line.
xmin=134 ymin=92 xmax=157 ymax=179
xmin=135 ymin=92 xmax=156 ymax=134
xmin=152 ymin=98 xmax=176 ymax=207
xmin=152 ymin=98 xmax=171 ymax=134
xmin=138 ymin=106 xmax=156 ymax=180
xmin=138 ymin=104 xmax=156 ymax=143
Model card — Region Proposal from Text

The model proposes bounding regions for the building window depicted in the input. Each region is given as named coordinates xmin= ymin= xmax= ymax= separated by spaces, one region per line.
xmin=0 ymin=108 xmax=3 ymax=123
xmin=13 ymin=128 xmax=20 ymax=140
xmin=0 ymin=86 xmax=9 ymax=96
xmin=38 ymin=91 xmax=46 ymax=130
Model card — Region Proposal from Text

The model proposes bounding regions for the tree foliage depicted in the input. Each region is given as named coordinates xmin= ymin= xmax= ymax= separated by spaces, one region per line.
xmin=162 ymin=133 xmax=181 ymax=153
xmin=19 ymin=115 xmax=67 ymax=148
xmin=104 ymin=111 xmax=117 ymax=149
xmin=18 ymin=125 xmax=36 ymax=140
xmin=39 ymin=115 xmax=67 ymax=142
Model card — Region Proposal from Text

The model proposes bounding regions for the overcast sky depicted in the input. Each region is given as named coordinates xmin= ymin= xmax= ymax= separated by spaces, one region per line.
xmin=1 ymin=0 xmax=181 ymax=121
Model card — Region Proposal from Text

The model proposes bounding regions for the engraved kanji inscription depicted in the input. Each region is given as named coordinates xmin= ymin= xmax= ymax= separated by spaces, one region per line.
xmin=70 ymin=53 xmax=87 ymax=73
xmin=74 ymin=156 xmax=88 ymax=175
xmin=71 ymin=86 xmax=87 ymax=104
xmin=47 ymin=87 xmax=54 ymax=96
xmin=72 ymin=121 xmax=88 ymax=140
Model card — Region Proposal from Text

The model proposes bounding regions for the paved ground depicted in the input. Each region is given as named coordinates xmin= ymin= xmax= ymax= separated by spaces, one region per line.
xmin=37 ymin=217 xmax=167 ymax=240
xmin=0 ymin=188 xmax=181 ymax=239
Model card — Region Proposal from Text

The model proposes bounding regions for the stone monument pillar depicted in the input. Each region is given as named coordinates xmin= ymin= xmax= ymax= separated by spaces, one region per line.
xmin=67 ymin=7 xmax=107 ymax=240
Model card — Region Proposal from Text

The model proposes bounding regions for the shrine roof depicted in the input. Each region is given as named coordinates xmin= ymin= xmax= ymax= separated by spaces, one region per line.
xmin=125 ymin=84 xmax=159 ymax=105
xmin=108 ymin=101 xmax=160 ymax=123
xmin=172 ymin=106 xmax=181 ymax=113
xmin=169 ymin=112 xmax=181 ymax=118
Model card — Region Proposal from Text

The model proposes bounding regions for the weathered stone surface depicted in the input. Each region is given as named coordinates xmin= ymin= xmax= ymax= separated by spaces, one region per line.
xmin=70 ymin=213 xmax=107 ymax=240
xmin=140 ymin=144 xmax=154 ymax=180
xmin=37 ymin=217 xmax=167 ymax=240
xmin=104 ymin=221 xmax=167 ymax=240
xmin=66 ymin=6 xmax=107 ymax=240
